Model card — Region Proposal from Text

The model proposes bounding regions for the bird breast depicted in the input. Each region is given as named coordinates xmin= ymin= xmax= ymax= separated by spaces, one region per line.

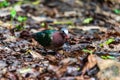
xmin=51 ymin=32 xmax=65 ymax=48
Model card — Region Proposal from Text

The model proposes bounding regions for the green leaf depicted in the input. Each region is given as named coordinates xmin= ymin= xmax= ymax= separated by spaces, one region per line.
xmin=113 ymin=9 xmax=120 ymax=14
xmin=10 ymin=9 xmax=16 ymax=18
xmin=40 ymin=22 xmax=45 ymax=27
xmin=101 ymin=56 xmax=108 ymax=59
xmin=77 ymin=67 xmax=80 ymax=71
xmin=15 ymin=25 xmax=24 ymax=31
xmin=82 ymin=49 xmax=93 ymax=54
xmin=99 ymin=43 xmax=103 ymax=47
xmin=32 ymin=0 xmax=40 ymax=5
xmin=105 ymin=38 xmax=115 ymax=45
xmin=83 ymin=17 xmax=93 ymax=24
xmin=99 ymin=38 xmax=115 ymax=47
xmin=101 ymin=55 xmax=115 ymax=59
xmin=3 ymin=1 xmax=10 ymax=7
xmin=106 ymin=55 xmax=115 ymax=59
xmin=17 ymin=16 xmax=27 ymax=22
xmin=0 ymin=0 xmax=10 ymax=8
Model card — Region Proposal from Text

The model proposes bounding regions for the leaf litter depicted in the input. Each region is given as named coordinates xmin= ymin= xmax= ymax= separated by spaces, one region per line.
xmin=0 ymin=0 xmax=120 ymax=80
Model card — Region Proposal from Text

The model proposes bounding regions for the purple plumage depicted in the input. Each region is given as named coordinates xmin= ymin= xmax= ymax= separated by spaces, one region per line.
xmin=51 ymin=32 xmax=65 ymax=48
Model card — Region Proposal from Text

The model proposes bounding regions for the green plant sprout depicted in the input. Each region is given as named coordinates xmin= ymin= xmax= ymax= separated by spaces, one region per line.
xmin=40 ymin=22 xmax=53 ymax=29
xmin=82 ymin=49 xmax=93 ymax=54
xmin=83 ymin=17 xmax=93 ymax=24
xmin=10 ymin=8 xmax=16 ymax=18
xmin=10 ymin=8 xmax=28 ymax=30
xmin=105 ymin=38 xmax=115 ymax=45
xmin=99 ymin=38 xmax=115 ymax=47
xmin=10 ymin=8 xmax=17 ymax=24
xmin=17 ymin=16 xmax=27 ymax=22
xmin=0 ymin=0 xmax=10 ymax=8
xmin=17 ymin=16 xmax=28 ymax=29
xmin=40 ymin=22 xmax=46 ymax=27
xmin=113 ymin=9 xmax=120 ymax=14
xmin=99 ymin=43 xmax=104 ymax=47
xmin=101 ymin=55 xmax=115 ymax=59
xmin=15 ymin=25 xmax=24 ymax=31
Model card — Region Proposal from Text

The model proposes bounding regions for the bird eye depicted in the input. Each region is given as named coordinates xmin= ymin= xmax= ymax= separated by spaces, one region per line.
xmin=63 ymin=30 xmax=68 ymax=35
xmin=60 ymin=28 xmax=68 ymax=35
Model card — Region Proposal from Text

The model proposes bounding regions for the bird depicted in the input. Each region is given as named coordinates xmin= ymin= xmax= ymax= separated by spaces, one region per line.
xmin=32 ymin=27 xmax=69 ymax=51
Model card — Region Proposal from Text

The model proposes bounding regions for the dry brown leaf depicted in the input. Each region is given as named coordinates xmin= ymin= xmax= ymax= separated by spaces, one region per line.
xmin=48 ymin=64 xmax=69 ymax=78
xmin=60 ymin=76 xmax=92 ymax=80
xmin=48 ymin=65 xmax=58 ymax=71
xmin=59 ymin=58 xmax=77 ymax=65
xmin=82 ymin=54 xmax=97 ymax=75
xmin=5 ymin=72 xmax=17 ymax=80
xmin=31 ymin=38 xmax=39 ymax=46
xmin=47 ymin=64 xmax=67 ymax=78
xmin=113 ymin=26 xmax=120 ymax=35
xmin=0 ymin=21 xmax=14 ymax=29
xmin=45 ymin=55 xmax=57 ymax=63
xmin=27 ymin=50 xmax=44 ymax=59
xmin=56 ymin=65 xmax=68 ymax=78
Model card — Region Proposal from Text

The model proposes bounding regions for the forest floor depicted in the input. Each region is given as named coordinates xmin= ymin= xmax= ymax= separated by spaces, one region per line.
xmin=0 ymin=0 xmax=120 ymax=80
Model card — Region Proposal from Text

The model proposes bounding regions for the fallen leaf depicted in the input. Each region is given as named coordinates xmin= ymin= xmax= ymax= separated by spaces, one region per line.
xmin=83 ymin=17 xmax=93 ymax=24
xmin=26 ymin=50 xmax=44 ymax=59
xmin=82 ymin=54 xmax=97 ymax=75
xmin=59 ymin=58 xmax=77 ymax=65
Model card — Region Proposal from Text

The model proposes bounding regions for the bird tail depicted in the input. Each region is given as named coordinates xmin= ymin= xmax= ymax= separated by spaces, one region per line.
xmin=20 ymin=30 xmax=33 ymax=39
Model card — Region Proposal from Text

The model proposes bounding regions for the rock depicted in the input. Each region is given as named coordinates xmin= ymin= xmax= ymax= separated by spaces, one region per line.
xmin=97 ymin=57 xmax=120 ymax=80
xmin=0 ymin=60 xmax=7 ymax=69
xmin=64 ymin=11 xmax=77 ymax=17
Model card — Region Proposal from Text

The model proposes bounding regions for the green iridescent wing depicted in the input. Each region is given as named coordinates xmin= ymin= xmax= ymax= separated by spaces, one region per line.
xmin=34 ymin=30 xmax=56 ymax=47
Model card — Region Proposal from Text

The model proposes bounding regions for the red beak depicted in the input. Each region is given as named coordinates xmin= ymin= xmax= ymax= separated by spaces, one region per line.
xmin=65 ymin=35 xmax=70 ymax=39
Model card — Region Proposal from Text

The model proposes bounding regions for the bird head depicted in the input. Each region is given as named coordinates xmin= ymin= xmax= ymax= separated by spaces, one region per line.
xmin=60 ymin=27 xmax=69 ymax=39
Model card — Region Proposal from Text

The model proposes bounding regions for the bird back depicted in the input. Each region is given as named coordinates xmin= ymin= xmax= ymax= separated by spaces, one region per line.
xmin=33 ymin=30 xmax=56 ymax=47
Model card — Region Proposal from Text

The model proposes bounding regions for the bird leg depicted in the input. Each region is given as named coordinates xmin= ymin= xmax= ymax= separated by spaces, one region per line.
xmin=62 ymin=42 xmax=71 ymax=52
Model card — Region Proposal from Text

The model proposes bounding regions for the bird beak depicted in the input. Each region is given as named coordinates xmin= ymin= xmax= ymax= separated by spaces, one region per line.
xmin=65 ymin=35 xmax=70 ymax=39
